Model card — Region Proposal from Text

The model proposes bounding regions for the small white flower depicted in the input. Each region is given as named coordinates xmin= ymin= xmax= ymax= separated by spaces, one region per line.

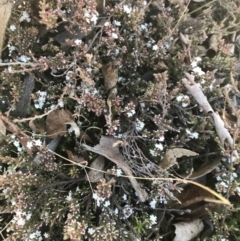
xmin=17 ymin=217 xmax=25 ymax=226
xmin=74 ymin=39 xmax=82 ymax=45
xmin=135 ymin=118 xmax=145 ymax=132
xmin=93 ymin=192 xmax=105 ymax=207
xmin=123 ymin=5 xmax=132 ymax=14
xmin=150 ymin=149 xmax=158 ymax=157
xmin=149 ymin=199 xmax=157 ymax=209
xmin=186 ymin=129 xmax=199 ymax=139
xmin=116 ymin=168 xmax=123 ymax=177
xmin=29 ymin=232 xmax=36 ymax=239
xmin=192 ymin=66 xmax=205 ymax=76
xmin=43 ymin=233 xmax=49 ymax=238
xmin=112 ymin=33 xmax=118 ymax=39
xmin=13 ymin=140 xmax=20 ymax=147
xmin=91 ymin=14 xmax=98 ymax=25
xmin=26 ymin=141 xmax=33 ymax=149
xmin=182 ymin=102 xmax=189 ymax=108
xmin=155 ymin=143 xmax=163 ymax=150
xmin=59 ymin=101 xmax=64 ymax=108
xmin=149 ymin=214 xmax=157 ymax=225
xmin=18 ymin=55 xmax=30 ymax=63
xmin=176 ymin=95 xmax=183 ymax=102
xmin=17 ymin=147 xmax=22 ymax=152
xmin=104 ymin=21 xmax=110 ymax=26
xmin=158 ymin=135 xmax=165 ymax=142
xmin=25 ymin=213 xmax=32 ymax=220
xmin=20 ymin=11 xmax=31 ymax=22
xmin=122 ymin=204 xmax=133 ymax=219
xmin=209 ymin=83 xmax=213 ymax=91
xmin=160 ymin=196 xmax=167 ymax=204
xmin=191 ymin=61 xmax=198 ymax=68
xmin=104 ymin=200 xmax=110 ymax=207
xmin=114 ymin=208 xmax=119 ymax=215
xmin=66 ymin=191 xmax=72 ymax=201
xmin=113 ymin=20 xmax=121 ymax=26
xmin=122 ymin=194 xmax=127 ymax=201
xmin=190 ymin=132 xmax=199 ymax=139
xmin=88 ymin=228 xmax=95 ymax=235
xmin=126 ymin=109 xmax=135 ymax=117
xmin=34 ymin=139 xmax=42 ymax=146
xmin=195 ymin=57 xmax=202 ymax=62
xmin=152 ymin=44 xmax=159 ymax=51
xmin=10 ymin=25 xmax=16 ymax=31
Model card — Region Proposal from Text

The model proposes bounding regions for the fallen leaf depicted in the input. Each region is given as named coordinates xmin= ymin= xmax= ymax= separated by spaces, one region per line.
xmin=179 ymin=157 xmax=221 ymax=180
xmin=159 ymin=148 xmax=198 ymax=170
xmin=86 ymin=155 xmax=105 ymax=183
xmin=102 ymin=60 xmax=120 ymax=92
xmin=46 ymin=109 xmax=74 ymax=138
xmin=171 ymin=184 xmax=220 ymax=218
xmin=82 ymin=136 xmax=148 ymax=202
xmin=66 ymin=150 xmax=88 ymax=165
xmin=173 ymin=219 xmax=204 ymax=241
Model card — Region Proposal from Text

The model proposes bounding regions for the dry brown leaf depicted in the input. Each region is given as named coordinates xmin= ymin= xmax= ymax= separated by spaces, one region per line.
xmin=86 ymin=155 xmax=105 ymax=182
xmin=173 ymin=219 xmax=204 ymax=241
xmin=179 ymin=157 xmax=221 ymax=180
xmin=160 ymin=148 xmax=198 ymax=170
xmin=102 ymin=60 xmax=120 ymax=92
xmin=171 ymin=184 xmax=220 ymax=218
xmin=46 ymin=109 xmax=74 ymax=138
xmin=66 ymin=150 xmax=88 ymax=165
xmin=82 ymin=136 xmax=148 ymax=202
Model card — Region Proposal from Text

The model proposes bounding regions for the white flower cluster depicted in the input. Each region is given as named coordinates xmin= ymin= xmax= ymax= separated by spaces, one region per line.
xmin=7 ymin=44 xmax=16 ymax=55
xmin=13 ymin=210 xmax=32 ymax=227
xmin=17 ymin=55 xmax=31 ymax=63
xmin=149 ymin=214 xmax=157 ymax=228
xmin=34 ymin=91 xmax=47 ymax=109
xmin=92 ymin=192 xmax=106 ymax=207
xmin=26 ymin=139 xmax=42 ymax=149
xmin=191 ymin=57 xmax=205 ymax=76
xmin=149 ymin=196 xmax=167 ymax=209
xmin=215 ymin=165 xmax=239 ymax=195
xmin=9 ymin=24 xmax=16 ymax=31
xmin=83 ymin=9 xmax=98 ymax=25
xmin=121 ymin=204 xmax=134 ymax=219
xmin=20 ymin=11 xmax=31 ymax=22
xmin=150 ymin=135 xmax=165 ymax=157
xmin=13 ymin=139 xmax=23 ymax=152
xmin=123 ymin=5 xmax=133 ymax=14
xmin=135 ymin=118 xmax=145 ymax=132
